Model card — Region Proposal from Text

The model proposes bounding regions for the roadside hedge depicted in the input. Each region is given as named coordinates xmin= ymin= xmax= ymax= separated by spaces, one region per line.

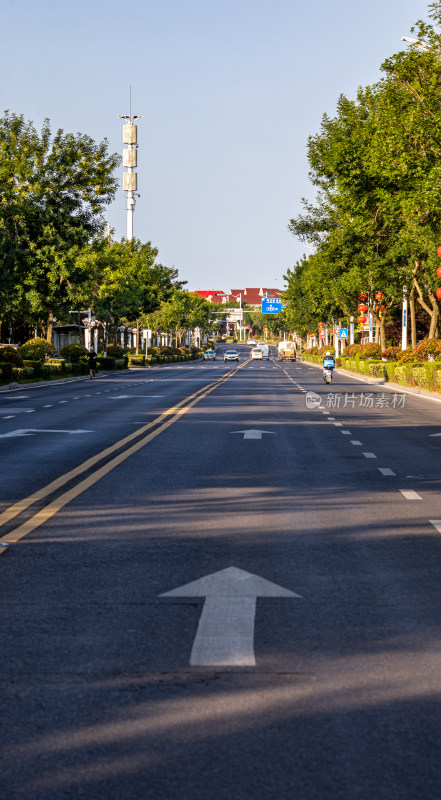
xmin=303 ymin=353 xmax=441 ymax=394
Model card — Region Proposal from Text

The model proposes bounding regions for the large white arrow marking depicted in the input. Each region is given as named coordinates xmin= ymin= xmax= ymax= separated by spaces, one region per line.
xmin=0 ymin=428 xmax=92 ymax=438
xmin=231 ymin=429 xmax=275 ymax=440
xmin=161 ymin=566 xmax=300 ymax=666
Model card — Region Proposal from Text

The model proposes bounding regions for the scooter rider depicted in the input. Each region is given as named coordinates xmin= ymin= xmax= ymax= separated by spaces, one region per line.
xmin=323 ymin=351 xmax=335 ymax=372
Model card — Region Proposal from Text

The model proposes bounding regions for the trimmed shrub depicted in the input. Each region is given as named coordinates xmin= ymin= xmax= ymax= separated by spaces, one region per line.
xmin=45 ymin=358 xmax=65 ymax=372
xmin=40 ymin=364 xmax=61 ymax=377
xmin=397 ymin=348 xmax=418 ymax=363
xmin=412 ymin=366 xmax=430 ymax=389
xmin=344 ymin=344 xmax=362 ymax=356
xmin=0 ymin=346 xmax=23 ymax=366
xmin=114 ymin=358 xmax=128 ymax=369
xmin=71 ymin=362 xmax=89 ymax=375
xmin=23 ymin=360 xmax=42 ymax=376
xmin=358 ymin=343 xmax=381 ymax=360
xmin=367 ymin=361 xmax=386 ymax=378
xmin=384 ymin=362 xmax=396 ymax=382
xmin=97 ymin=356 xmax=116 ymax=370
xmin=12 ymin=366 xmax=36 ymax=379
xmin=414 ymin=339 xmax=441 ymax=362
xmin=382 ymin=346 xmax=401 ymax=361
xmin=393 ymin=365 xmax=409 ymax=384
xmin=128 ymin=355 xmax=145 ymax=366
xmin=435 ymin=370 xmax=441 ymax=390
xmin=106 ymin=344 xmax=125 ymax=358
xmin=0 ymin=361 xmax=13 ymax=380
xmin=59 ymin=344 xmax=88 ymax=363
xmin=19 ymin=337 xmax=54 ymax=361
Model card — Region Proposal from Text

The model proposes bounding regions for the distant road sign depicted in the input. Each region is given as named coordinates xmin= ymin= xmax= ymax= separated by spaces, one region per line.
xmin=339 ymin=328 xmax=348 ymax=339
xmin=261 ymin=298 xmax=282 ymax=314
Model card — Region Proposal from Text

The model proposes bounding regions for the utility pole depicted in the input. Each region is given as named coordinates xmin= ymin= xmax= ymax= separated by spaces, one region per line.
xmin=118 ymin=87 xmax=142 ymax=241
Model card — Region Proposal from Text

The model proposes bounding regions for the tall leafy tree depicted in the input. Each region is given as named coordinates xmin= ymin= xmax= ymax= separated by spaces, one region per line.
xmin=0 ymin=111 xmax=120 ymax=339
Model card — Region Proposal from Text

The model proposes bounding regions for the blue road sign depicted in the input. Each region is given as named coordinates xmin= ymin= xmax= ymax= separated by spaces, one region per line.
xmin=261 ymin=298 xmax=282 ymax=314
xmin=339 ymin=328 xmax=348 ymax=339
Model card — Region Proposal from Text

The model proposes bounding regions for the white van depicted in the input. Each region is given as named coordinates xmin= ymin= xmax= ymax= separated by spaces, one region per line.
xmin=256 ymin=343 xmax=269 ymax=359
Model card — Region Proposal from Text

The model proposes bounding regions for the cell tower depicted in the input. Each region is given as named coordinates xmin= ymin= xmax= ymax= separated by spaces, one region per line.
xmin=117 ymin=87 xmax=142 ymax=241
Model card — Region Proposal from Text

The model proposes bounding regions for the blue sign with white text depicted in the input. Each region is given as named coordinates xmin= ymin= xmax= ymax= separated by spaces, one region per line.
xmin=339 ymin=328 xmax=348 ymax=339
xmin=261 ymin=298 xmax=282 ymax=314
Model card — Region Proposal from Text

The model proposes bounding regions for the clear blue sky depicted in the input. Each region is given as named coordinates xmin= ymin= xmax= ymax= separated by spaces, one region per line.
xmin=2 ymin=0 xmax=430 ymax=291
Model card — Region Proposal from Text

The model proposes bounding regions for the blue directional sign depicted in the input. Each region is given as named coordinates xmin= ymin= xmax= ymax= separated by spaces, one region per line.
xmin=339 ymin=328 xmax=348 ymax=339
xmin=261 ymin=298 xmax=282 ymax=314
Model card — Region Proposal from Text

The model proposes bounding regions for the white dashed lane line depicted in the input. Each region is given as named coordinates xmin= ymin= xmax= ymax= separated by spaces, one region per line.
xmin=341 ymin=430 xmax=351 ymax=435
xmin=400 ymin=489 xmax=422 ymax=500
xmin=351 ymin=441 xmax=362 ymax=445
xmin=379 ymin=468 xmax=396 ymax=476
xmin=430 ymin=521 xmax=441 ymax=534
xmin=363 ymin=452 xmax=377 ymax=459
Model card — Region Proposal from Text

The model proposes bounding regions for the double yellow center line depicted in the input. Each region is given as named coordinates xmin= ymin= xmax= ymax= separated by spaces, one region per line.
xmin=0 ymin=362 xmax=248 ymax=552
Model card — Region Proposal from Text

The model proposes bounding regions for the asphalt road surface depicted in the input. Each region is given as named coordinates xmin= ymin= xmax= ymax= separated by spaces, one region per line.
xmin=2 ymin=344 xmax=441 ymax=799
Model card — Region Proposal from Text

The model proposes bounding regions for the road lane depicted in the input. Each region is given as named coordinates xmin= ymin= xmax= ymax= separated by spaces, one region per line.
xmin=0 ymin=353 xmax=248 ymax=512
xmin=2 ymin=352 xmax=441 ymax=798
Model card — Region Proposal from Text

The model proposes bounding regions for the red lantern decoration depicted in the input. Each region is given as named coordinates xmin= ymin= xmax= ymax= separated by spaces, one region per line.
xmin=318 ymin=322 xmax=324 ymax=328
xmin=381 ymin=304 xmax=385 ymax=310
xmin=358 ymin=293 xmax=367 ymax=301
xmin=357 ymin=315 xmax=367 ymax=323
xmin=375 ymin=292 xmax=384 ymax=301
xmin=357 ymin=304 xmax=367 ymax=313
xmin=436 ymin=287 xmax=441 ymax=300
xmin=437 ymin=266 xmax=441 ymax=279
xmin=437 ymin=246 xmax=441 ymax=257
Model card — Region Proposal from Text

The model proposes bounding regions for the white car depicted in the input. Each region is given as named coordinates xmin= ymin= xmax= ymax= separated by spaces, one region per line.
xmin=256 ymin=343 xmax=269 ymax=359
xmin=247 ymin=338 xmax=256 ymax=345
xmin=251 ymin=348 xmax=263 ymax=360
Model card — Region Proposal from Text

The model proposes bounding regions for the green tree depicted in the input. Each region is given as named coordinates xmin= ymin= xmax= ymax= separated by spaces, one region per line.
xmin=288 ymin=8 xmax=441 ymax=345
xmin=150 ymin=291 xmax=214 ymax=346
xmin=96 ymin=238 xmax=184 ymax=338
xmin=0 ymin=111 xmax=120 ymax=340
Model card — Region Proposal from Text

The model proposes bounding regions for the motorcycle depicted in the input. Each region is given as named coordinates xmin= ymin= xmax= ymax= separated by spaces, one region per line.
xmin=323 ymin=368 xmax=333 ymax=384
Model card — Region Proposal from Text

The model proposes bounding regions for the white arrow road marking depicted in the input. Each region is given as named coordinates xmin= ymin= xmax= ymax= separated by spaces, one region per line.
xmin=0 ymin=429 xmax=93 ymax=438
xmin=161 ymin=566 xmax=300 ymax=667
xmin=231 ymin=429 xmax=275 ymax=440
